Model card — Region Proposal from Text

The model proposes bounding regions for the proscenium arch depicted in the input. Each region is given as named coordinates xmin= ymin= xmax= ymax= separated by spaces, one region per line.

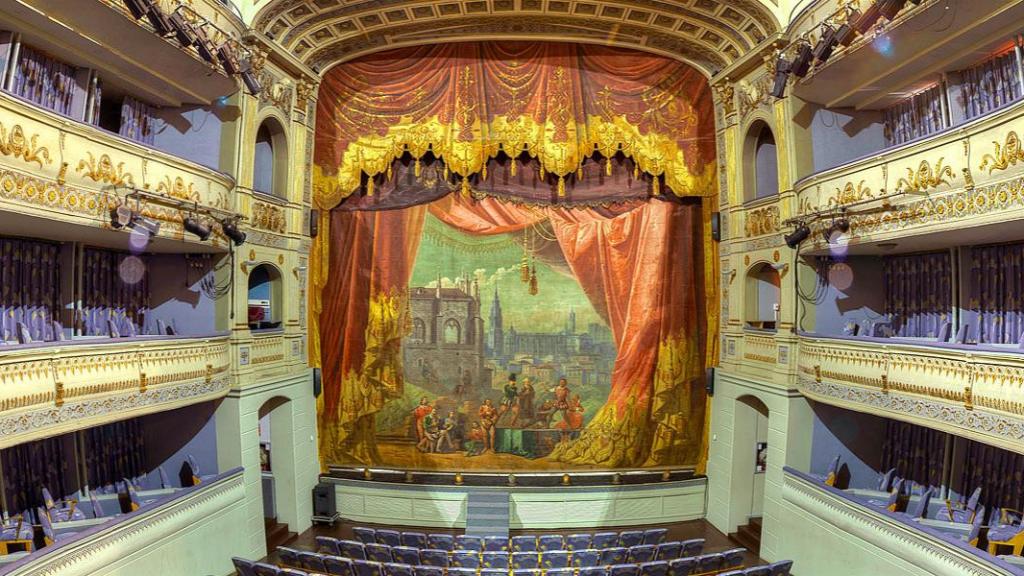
xmin=251 ymin=0 xmax=780 ymax=77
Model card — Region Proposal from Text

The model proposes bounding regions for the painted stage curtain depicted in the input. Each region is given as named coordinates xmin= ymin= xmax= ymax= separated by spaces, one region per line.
xmin=969 ymin=242 xmax=1024 ymax=345
xmin=882 ymin=252 xmax=952 ymax=338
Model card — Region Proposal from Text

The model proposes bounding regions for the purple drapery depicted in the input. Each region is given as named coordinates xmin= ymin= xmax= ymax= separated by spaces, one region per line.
xmin=83 ymin=419 xmax=146 ymax=491
xmin=970 ymin=242 xmax=1024 ymax=345
xmin=960 ymin=48 xmax=1023 ymax=121
xmin=0 ymin=237 xmax=61 ymax=342
xmin=1 ymin=436 xmax=74 ymax=515
xmin=881 ymin=420 xmax=947 ymax=490
xmin=960 ymin=441 xmax=1024 ymax=513
xmin=11 ymin=44 xmax=77 ymax=117
xmin=882 ymin=252 xmax=952 ymax=338
xmin=81 ymin=248 xmax=149 ymax=337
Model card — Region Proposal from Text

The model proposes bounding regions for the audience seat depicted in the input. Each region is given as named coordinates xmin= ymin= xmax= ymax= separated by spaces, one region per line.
xmin=639 ymin=561 xmax=669 ymax=576
xmin=451 ymin=550 xmax=481 ymax=568
xmin=383 ymin=562 xmax=415 ymax=576
xmin=354 ymin=527 xmax=377 ymax=545
xmin=326 ymin=556 xmax=354 ymax=576
xmin=233 ymin=557 xmax=258 ymax=576
xmin=254 ymin=562 xmax=281 ymax=576
xmin=482 ymin=551 xmax=509 ymax=569
xmin=542 ymin=550 xmax=571 ymax=569
xmin=667 ymin=557 xmax=696 ymax=576
xmin=457 ymin=535 xmax=484 ymax=551
xmin=593 ymin=532 xmax=618 ymax=549
xmin=627 ymin=545 xmax=656 ymax=563
xmin=609 ymin=564 xmax=639 ymax=576
xmin=512 ymin=569 xmax=542 ymax=576
xmin=767 ymin=560 xmax=793 ymax=576
xmin=484 ymin=536 xmax=509 ymax=552
xmin=392 ymin=546 xmax=420 ymax=565
xmin=539 ymin=534 xmax=565 ymax=552
xmin=481 ymin=569 xmax=508 ymax=576
xmin=936 ymin=487 xmax=982 ymax=523
xmin=618 ymin=531 xmax=644 ymax=548
xmin=511 ymin=535 xmax=538 ymax=553
xmin=566 ymin=534 xmax=593 ymax=551
xmin=353 ymin=559 xmax=383 ymax=576
xmin=680 ymin=539 xmax=704 ymax=557
xmin=512 ymin=551 xmax=539 ymax=569
xmin=299 ymin=551 xmax=327 ymax=572
xmin=317 ymin=536 xmax=341 ymax=555
xmin=377 ymin=529 xmax=402 ymax=547
xmin=413 ymin=566 xmax=442 ymax=576
xmin=600 ymin=547 xmax=627 ymax=566
xmin=655 ymin=542 xmax=680 ymax=561
xmin=579 ymin=567 xmax=608 ymax=576
xmin=402 ymin=532 xmax=429 ymax=549
xmin=642 ymin=529 xmax=668 ymax=546
xmin=366 ymin=543 xmax=393 ymax=563
xmin=419 ymin=549 xmax=449 ymax=567
xmin=279 ymin=547 xmax=301 ymax=566
xmin=340 ymin=540 xmax=367 ymax=560
xmin=572 ymin=549 xmax=600 ymax=567
xmin=696 ymin=552 xmax=723 ymax=573
xmin=721 ymin=548 xmax=746 ymax=569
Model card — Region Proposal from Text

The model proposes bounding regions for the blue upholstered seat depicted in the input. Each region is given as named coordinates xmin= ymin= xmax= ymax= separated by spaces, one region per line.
xmin=512 ymin=569 xmax=542 ymax=576
xmin=253 ymin=562 xmax=281 ymax=576
xmin=482 ymin=568 xmax=508 ymax=576
xmin=511 ymin=551 xmax=539 ymax=569
xmin=233 ymin=558 xmax=259 ymax=576
xmin=538 ymin=534 xmax=565 ymax=552
xmin=482 ymin=551 xmax=510 ymax=568
xmin=452 ymin=550 xmax=481 ymax=568
xmin=696 ymin=553 xmax=723 ymax=574
xmin=593 ymin=528 xmax=614 ymax=545
xmin=340 ymin=540 xmax=367 ymax=560
xmin=618 ymin=531 xmax=644 ymax=548
xmin=642 ymin=529 xmax=668 ymax=546
xmin=627 ymin=545 xmax=656 ymax=564
xmin=41 ymin=487 xmax=85 ymax=522
xmin=354 ymin=527 xmax=377 ymax=545
xmin=572 ymin=549 xmax=601 ymax=567
xmin=353 ymin=560 xmax=384 ymax=576
xmin=88 ymin=493 xmax=105 ymax=519
xmin=904 ymin=487 xmax=933 ymax=520
xmin=721 ymin=548 xmax=745 ymax=569
xmin=600 ymin=547 xmax=627 ymax=566
xmin=579 ymin=567 xmax=609 ymax=576
xmin=413 ymin=566 xmax=443 ymax=576
xmin=448 ymin=568 xmax=477 ymax=576
xmin=158 ymin=466 xmax=172 ymax=489
xmin=281 ymin=569 xmax=309 ymax=576
xmin=427 ymin=534 xmax=456 ymax=551
xmin=365 ymin=543 xmax=393 ymax=563
xmin=316 ymin=536 xmax=341 ymax=555
xmin=278 ymin=547 xmax=301 ymax=567
xmin=402 ymin=532 xmax=429 ymax=549
xmin=457 ymin=535 xmax=484 ymax=551
xmin=382 ymin=562 xmax=415 ymax=576
xmin=511 ymin=535 xmax=538 ymax=552
xmin=484 ymin=536 xmax=509 ymax=551
xmin=299 ymin=551 xmax=328 ymax=572
xmin=377 ymin=530 xmax=402 ymax=547
xmin=639 ymin=561 xmax=669 ymax=576
xmin=767 ymin=560 xmax=793 ymax=576
xmin=392 ymin=546 xmax=420 ymax=565
xmin=541 ymin=550 xmax=571 ymax=569
xmin=609 ymin=563 xmax=640 ymax=576
xmin=935 ymin=487 xmax=982 ymax=523
xmin=547 ymin=568 xmax=574 ymax=576
xmin=325 ymin=556 xmax=355 ymax=576
xmin=419 ymin=549 xmax=449 ymax=567
xmin=655 ymin=542 xmax=680 ymax=561
xmin=566 ymin=533 xmax=593 ymax=550
xmin=743 ymin=567 xmax=771 ymax=576
xmin=679 ymin=539 xmax=704 ymax=558
xmin=667 ymin=557 xmax=696 ymax=576
xmin=877 ymin=468 xmax=897 ymax=492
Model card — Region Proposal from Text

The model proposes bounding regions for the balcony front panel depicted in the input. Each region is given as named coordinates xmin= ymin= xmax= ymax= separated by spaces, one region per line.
xmin=797 ymin=335 xmax=1024 ymax=453
xmin=0 ymin=335 xmax=231 ymax=449
xmin=0 ymin=93 xmax=235 ymax=249
xmin=794 ymin=99 xmax=1024 ymax=253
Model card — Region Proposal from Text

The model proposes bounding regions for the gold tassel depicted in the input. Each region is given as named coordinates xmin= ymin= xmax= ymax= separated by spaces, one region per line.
xmin=520 ymin=255 xmax=530 ymax=283
xmin=576 ymin=165 xmax=583 ymax=180
xmin=482 ymin=164 xmax=488 ymax=181
xmin=461 ymin=178 xmax=470 ymax=197
xmin=415 ymin=158 xmax=422 ymax=177
xmin=652 ymin=176 xmax=660 ymax=196
xmin=634 ymin=164 xmax=640 ymax=180
xmin=387 ymin=164 xmax=393 ymax=181
xmin=528 ymin=263 xmax=538 ymax=295
xmin=606 ymin=158 xmax=612 ymax=176
xmin=367 ymin=176 xmax=375 ymax=196
xmin=557 ymin=175 xmax=565 ymax=197
xmin=444 ymin=166 xmax=449 ymax=180
xmin=511 ymin=161 xmax=518 ymax=177
xmin=539 ymin=165 xmax=546 ymax=180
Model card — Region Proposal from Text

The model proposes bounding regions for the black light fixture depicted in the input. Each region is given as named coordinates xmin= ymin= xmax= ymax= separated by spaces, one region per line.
xmin=854 ymin=2 xmax=884 ymax=34
xmin=785 ymin=223 xmax=811 ymax=249
xmin=193 ymin=26 xmax=217 ymax=63
xmin=145 ymin=4 xmax=175 ymax=36
xmin=813 ymin=24 xmax=839 ymax=64
xmin=132 ymin=214 xmax=162 ymax=236
xmin=879 ymin=0 xmax=908 ymax=20
xmin=791 ymin=42 xmax=814 ymax=78
xmin=836 ymin=9 xmax=861 ymax=46
xmin=240 ymin=65 xmax=262 ymax=96
xmin=184 ymin=215 xmax=212 ymax=241
xmin=221 ymin=218 xmax=246 ymax=246
xmin=770 ymin=56 xmax=792 ymax=99
xmin=169 ymin=12 xmax=198 ymax=47
xmin=111 ymin=204 xmax=134 ymax=228
xmin=217 ymin=42 xmax=241 ymax=76
xmin=123 ymin=0 xmax=152 ymax=20
xmin=822 ymin=216 xmax=850 ymax=243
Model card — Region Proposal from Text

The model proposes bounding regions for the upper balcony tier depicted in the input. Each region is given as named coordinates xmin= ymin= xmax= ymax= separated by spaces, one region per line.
xmin=793 ymin=96 xmax=1024 ymax=255
xmin=788 ymin=0 xmax=1024 ymax=109
xmin=0 ymin=91 xmax=236 ymax=252
xmin=0 ymin=0 xmax=244 ymax=106
xmin=0 ymin=333 xmax=231 ymax=450
xmin=797 ymin=333 xmax=1024 ymax=455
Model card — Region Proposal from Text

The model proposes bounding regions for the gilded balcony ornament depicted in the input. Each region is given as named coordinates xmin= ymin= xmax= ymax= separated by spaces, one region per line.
xmin=0 ymin=122 xmax=51 ymax=168
xmin=76 ymin=152 xmax=134 ymax=186
xmin=713 ymin=79 xmax=736 ymax=115
xmin=895 ymin=158 xmax=955 ymax=194
xmin=737 ymin=76 xmax=772 ymax=118
xmin=978 ymin=131 xmax=1024 ymax=174
xmin=156 ymin=175 xmax=199 ymax=202
xmin=252 ymin=201 xmax=287 ymax=233
xmin=829 ymin=180 xmax=872 ymax=207
xmin=745 ymin=205 xmax=780 ymax=237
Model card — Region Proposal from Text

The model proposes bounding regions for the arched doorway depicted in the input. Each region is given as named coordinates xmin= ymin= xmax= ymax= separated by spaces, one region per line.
xmin=730 ymin=395 xmax=770 ymax=553
xmin=258 ymin=396 xmax=297 ymax=550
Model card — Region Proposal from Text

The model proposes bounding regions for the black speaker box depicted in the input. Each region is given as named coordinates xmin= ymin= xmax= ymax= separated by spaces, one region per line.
xmin=711 ymin=212 xmax=721 ymax=242
xmin=310 ymin=209 xmax=320 ymax=238
xmin=313 ymin=482 xmax=336 ymax=517
xmin=313 ymin=367 xmax=322 ymax=398
xmin=705 ymin=367 xmax=715 ymax=396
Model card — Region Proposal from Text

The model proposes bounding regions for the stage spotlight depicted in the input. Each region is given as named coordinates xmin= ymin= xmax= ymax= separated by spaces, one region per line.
xmin=123 ymin=0 xmax=151 ymax=20
xmin=770 ymin=56 xmax=792 ymax=98
xmin=240 ymin=66 xmax=262 ymax=96
xmin=145 ymin=5 xmax=175 ymax=36
xmin=111 ymin=204 xmax=134 ymax=229
xmin=785 ymin=223 xmax=811 ymax=249
xmin=221 ymin=218 xmax=246 ymax=246
xmin=879 ymin=0 xmax=908 ymax=20
xmin=183 ymin=216 xmax=212 ymax=241
xmin=836 ymin=9 xmax=861 ymax=46
xmin=131 ymin=213 xmax=162 ymax=237
xmin=217 ymin=43 xmax=241 ymax=76
xmin=813 ymin=24 xmax=839 ymax=64
xmin=169 ymin=12 xmax=198 ymax=47
xmin=822 ymin=217 xmax=850 ymax=243
xmin=193 ymin=26 xmax=217 ymax=63
xmin=854 ymin=2 xmax=884 ymax=34
xmin=791 ymin=42 xmax=814 ymax=78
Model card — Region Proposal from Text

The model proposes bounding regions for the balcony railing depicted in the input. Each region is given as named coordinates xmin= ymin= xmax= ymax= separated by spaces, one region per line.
xmin=0 ymin=334 xmax=231 ymax=449
xmin=793 ymin=97 xmax=1024 ymax=252
xmin=796 ymin=334 xmax=1024 ymax=453
xmin=0 ymin=92 xmax=236 ymax=248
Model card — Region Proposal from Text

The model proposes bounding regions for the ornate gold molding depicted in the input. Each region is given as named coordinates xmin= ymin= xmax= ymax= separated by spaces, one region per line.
xmin=829 ymin=180 xmax=873 ymax=207
xmin=155 ymin=175 xmax=199 ymax=202
xmin=745 ymin=204 xmax=780 ymax=237
xmin=895 ymin=158 xmax=954 ymax=194
xmin=0 ymin=122 xmax=51 ymax=168
xmin=76 ymin=152 xmax=135 ymax=187
xmin=252 ymin=201 xmax=287 ymax=233
xmin=978 ymin=131 xmax=1024 ymax=174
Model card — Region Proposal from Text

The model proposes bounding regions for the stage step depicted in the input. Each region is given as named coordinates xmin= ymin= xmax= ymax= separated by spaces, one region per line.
xmin=265 ymin=517 xmax=297 ymax=551
xmin=465 ymin=491 xmax=510 ymax=538
xmin=729 ymin=516 xmax=762 ymax=556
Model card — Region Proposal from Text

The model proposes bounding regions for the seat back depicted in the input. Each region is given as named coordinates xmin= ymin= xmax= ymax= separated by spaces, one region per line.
xmin=609 ymin=564 xmax=640 ymax=576
xmin=511 ymin=535 xmax=537 ymax=552
xmin=538 ymin=534 xmax=565 ymax=552
xmin=655 ymin=542 xmax=680 ymax=561
xmin=89 ymin=493 xmax=104 ymax=519
xmin=744 ymin=567 xmax=771 ymax=576
xmin=619 ymin=530 xmax=644 ymax=548
xmin=316 ymin=536 xmax=341 ymax=555
xmin=376 ymin=529 xmax=401 ymax=547
xmin=253 ymin=562 xmax=281 ymax=576
xmin=628 ymin=545 xmax=656 ymax=564
xmin=392 ymin=546 xmax=420 ymax=565
xmin=383 ymin=563 xmax=415 ymax=576
xmin=484 ymin=536 xmax=510 ymax=552
xmin=419 ymin=549 xmax=449 ymax=568
xmin=353 ymin=560 xmax=384 ymax=576
xmin=593 ymin=532 xmax=619 ymax=549
xmin=353 ymin=527 xmax=377 ymax=545
xmin=481 ymin=569 xmax=508 ymax=576
xmin=600 ymin=547 xmax=628 ymax=566
xmin=824 ymin=455 xmax=841 ymax=486
xmin=482 ymin=551 xmax=510 ymax=568
xmin=365 ymin=543 xmax=393 ymax=563
xmin=15 ymin=321 xmax=31 ymax=344
xmin=579 ymin=567 xmax=609 ymax=576
xmin=457 ymin=535 xmax=484 ymax=551
xmin=277 ymin=547 xmax=300 ymax=567
xmin=696 ymin=553 xmax=723 ymax=573
xmin=402 ymin=532 xmax=429 ymax=549
xmin=721 ymin=548 xmax=746 ymax=568
xmin=512 ymin=569 xmax=543 ymax=576
xmin=566 ymin=533 xmax=593 ymax=551
xmin=954 ymin=323 xmax=971 ymax=344
xmin=680 ymin=539 xmax=704 ymax=558
xmin=547 ymin=568 xmax=575 ymax=576
xmin=413 ymin=566 xmax=443 ymax=576
xmin=512 ymin=551 xmax=539 ymax=569
xmin=967 ymin=505 xmax=986 ymax=543
xmin=541 ymin=550 xmax=571 ymax=569
xmin=966 ymin=487 xmax=982 ymax=512
xmin=768 ymin=560 xmax=793 ymax=576
xmin=233 ymin=558 xmax=259 ymax=576
xmin=339 ymin=539 xmax=367 ymax=560
xmin=325 ymin=557 xmax=354 ymax=576
xmin=639 ymin=561 xmax=669 ymax=576
xmin=907 ymin=488 xmax=933 ymax=519
xmin=427 ymin=533 xmax=455 ymax=551
xmin=299 ymin=551 xmax=328 ymax=572
xmin=452 ymin=550 xmax=481 ymax=568
xmin=877 ymin=468 xmax=896 ymax=492
xmin=572 ymin=549 xmax=601 ymax=568
xmin=642 ymin=528 xmax=668 ymax=546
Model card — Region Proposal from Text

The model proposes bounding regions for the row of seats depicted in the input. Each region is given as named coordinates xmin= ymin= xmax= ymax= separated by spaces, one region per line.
xmin=349 ymin=528 xmax=670 ymax=552
xmin=271 ymin=549 xmax=758 ymax=576
xmin=313 ymin=538 xmax=706 ymax=567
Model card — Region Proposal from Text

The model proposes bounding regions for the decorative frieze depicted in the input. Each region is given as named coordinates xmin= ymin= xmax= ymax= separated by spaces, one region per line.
xmin=745 ymin=204 xmax=780 ymax=237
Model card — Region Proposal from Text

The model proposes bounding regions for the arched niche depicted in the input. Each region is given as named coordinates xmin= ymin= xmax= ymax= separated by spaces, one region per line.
xmin=743 ymin=120 xmax=779 ymax=202
xmin=744 ymin=262 xmax=781 ymax=331
xmin=253 ymin=117 xmax=289 ymax=199
xmin=247 ymin=263 xmax=283 ymax=331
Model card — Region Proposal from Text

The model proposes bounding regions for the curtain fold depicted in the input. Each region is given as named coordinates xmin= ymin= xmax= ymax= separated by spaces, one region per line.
xmin=880 ymin=420 xmax=946 ymax=490
xmin=81 ymin=248 xmax=149 ymax=337
xmin=960 ymin=441 xmax=1024 ymax=513
xmin=882 ymin=252 xmax=952 ymax=338
xmin=0 ymin=237 xmax=61 ymax=342
xmin=83 ymin=419 xmax=146 ymax=490
xmin=1 ymin=436 xmax=73 ymax=515
xmin=969 ymin=242 xmax=1024 ymax=345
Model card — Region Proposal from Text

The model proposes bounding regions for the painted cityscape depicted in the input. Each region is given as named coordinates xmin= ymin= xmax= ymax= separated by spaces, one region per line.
xmin=371 ymin=214 xmax=617 ymax=470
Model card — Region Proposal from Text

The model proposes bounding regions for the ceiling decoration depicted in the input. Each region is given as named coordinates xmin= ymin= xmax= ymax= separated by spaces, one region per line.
xmin=251 ymin=0 xmax=780 ymax=75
